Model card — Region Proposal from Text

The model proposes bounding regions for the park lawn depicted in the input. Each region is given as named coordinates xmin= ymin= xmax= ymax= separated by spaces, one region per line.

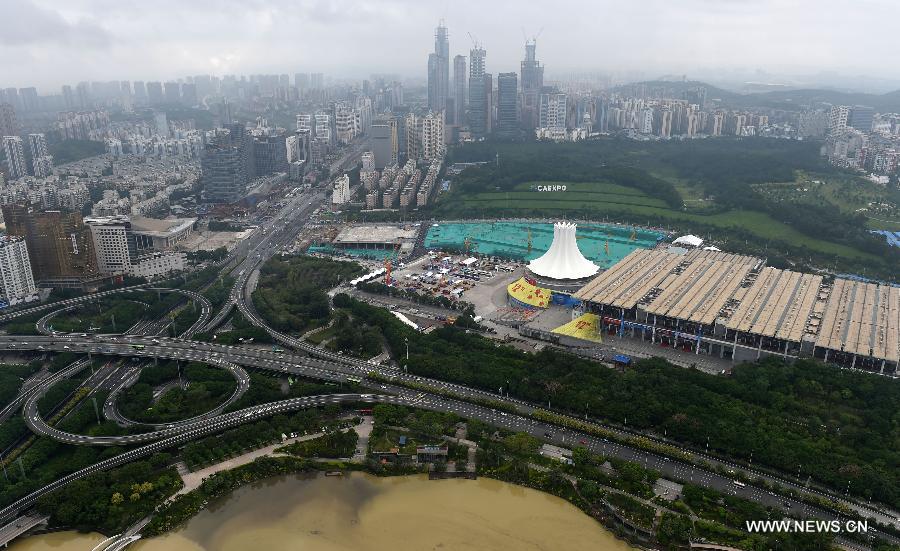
xmin=50 ymin=299 xmax=149 ymax=334
xmin=514 ymin=180 xmax=653 ymax=196
xmin=305 ymin=324 xmax=338 ymax=345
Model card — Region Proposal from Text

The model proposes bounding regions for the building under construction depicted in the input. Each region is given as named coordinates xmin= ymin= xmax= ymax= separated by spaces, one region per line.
xmin=1 ymin=204 xmax=103 ymax=289
xmin=573 ymin=248 xmax=899 ymax=375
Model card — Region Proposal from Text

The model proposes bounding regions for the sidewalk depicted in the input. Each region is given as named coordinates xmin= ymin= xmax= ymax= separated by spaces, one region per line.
xmin=175 ymin=431 xmax=326 ymax=495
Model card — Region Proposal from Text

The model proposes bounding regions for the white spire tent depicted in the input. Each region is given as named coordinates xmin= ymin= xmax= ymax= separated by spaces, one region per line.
xmin=528 ymin=222 xmax=600 ymax=280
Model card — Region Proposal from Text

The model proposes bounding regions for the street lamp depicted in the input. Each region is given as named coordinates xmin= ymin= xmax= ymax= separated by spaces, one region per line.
xmin=405 ymin=337 xmax=409 ymax=361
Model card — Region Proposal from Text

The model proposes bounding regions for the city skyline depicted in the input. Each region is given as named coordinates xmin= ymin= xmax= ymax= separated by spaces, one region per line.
xmin=2 ymin=0 xmax=900 ymax=92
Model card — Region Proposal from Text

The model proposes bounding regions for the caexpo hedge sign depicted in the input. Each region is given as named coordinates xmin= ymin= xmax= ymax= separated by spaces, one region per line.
xmin=530 ymin=184 xmax=567 ymax=192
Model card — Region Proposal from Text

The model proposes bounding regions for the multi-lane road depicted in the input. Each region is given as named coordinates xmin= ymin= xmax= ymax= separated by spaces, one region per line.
xmin=0 ymin=155 xmax=897 ymax=547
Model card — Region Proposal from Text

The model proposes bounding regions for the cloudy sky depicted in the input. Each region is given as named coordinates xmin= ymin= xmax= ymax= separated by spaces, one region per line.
xmin=1 ymin=0 xmax=897 ymax=92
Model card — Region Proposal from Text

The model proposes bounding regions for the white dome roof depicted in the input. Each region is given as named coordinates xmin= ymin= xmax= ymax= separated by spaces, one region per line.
xmin=528 ymin=222 xmax=600 ymax=280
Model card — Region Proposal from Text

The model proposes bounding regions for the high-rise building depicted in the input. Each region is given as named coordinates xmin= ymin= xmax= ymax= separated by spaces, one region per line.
xmin=371 ymin=117 xmax=399 ymax=169
xmin=83 ymin=216 xmax=137 ymax=275
xmin=427 ymin=21 xmax=450 ymax=114
xmin=452 ymin=55 xmax=467 ymax=127
xmin=295 ymin=73 xmax=309 ymax=94
xmin=497 ymin=73 xmax=518 ymax=136
xmin=1 ymin=205 xmax=100 ymax=288
xmin=133 ymin=81 xmax=147 ymax=103
xmin=27 ymin=133 xmax=52 ymax=178
xmin=520 ymin=39 xmax=544 ymax=129
xmin=314 ymin=113 xmax=331 ymax=145
xmin=848 ymin=105 xmax=875 ymax=132
xmin=484 ymin=74 xmax=494 ymax=134
xmin=829 ymin=105 xmax=850 ymax=135
xmin=253 ymin=134 xmax=289 ymax=176
xmin=62 ymin=85 xmax=75 ymax=110
xmin=154 ymin=111 xmax=169 ymax=137
xmin=181 ymin=83 xmax=198 ymax=106
xmin=0 ymin=235 xmax=36 ymax=305
xmin=2 ymin=136 xmax=27 ymax=180
xmin=539 ymin=93 xmax=567 ymax=130
xmin=146 ymin=82 xmax=163 ymax=104
xmin=0 ymin=103 xmax=18 ymax=137
xmin=164 ymin=82 xmax=181 ymax=104
xmin=331 ymin=174 xmax=351 ymax=208
xmin=468 ymin=47 xmax=488 ymax=137
xmin=18 ymin=88 xmax=38 ymax=112
xmin=201 ymin=124 xmax=254 ymax=203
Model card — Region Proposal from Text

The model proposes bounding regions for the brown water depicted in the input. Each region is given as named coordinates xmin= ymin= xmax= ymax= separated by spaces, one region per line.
xmin=11 ymin=473 xmax=634 ymax=551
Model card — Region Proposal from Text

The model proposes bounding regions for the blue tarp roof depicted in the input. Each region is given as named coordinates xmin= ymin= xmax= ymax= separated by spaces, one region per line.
xmin=613 ymin=354 xmax=632 ymax=364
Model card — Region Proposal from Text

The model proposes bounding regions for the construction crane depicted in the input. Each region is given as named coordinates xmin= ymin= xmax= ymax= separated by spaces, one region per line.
xmin=467 ymin=32 xmax=480 ymax=49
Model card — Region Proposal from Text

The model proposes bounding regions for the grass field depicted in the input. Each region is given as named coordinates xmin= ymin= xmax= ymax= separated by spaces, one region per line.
xmin=753 ymin=171 xmax=900 ymax=232
xmin=435 ymin=180 xmax=880 ymax=262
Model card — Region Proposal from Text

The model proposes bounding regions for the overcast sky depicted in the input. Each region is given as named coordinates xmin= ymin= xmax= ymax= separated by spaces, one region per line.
xmin=2 ymin=0 xmax=898 ymax=92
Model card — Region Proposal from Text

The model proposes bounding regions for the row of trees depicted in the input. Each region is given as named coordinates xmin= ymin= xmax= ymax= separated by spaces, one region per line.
xmin=336 ymin=293 xmax=900 ymax=508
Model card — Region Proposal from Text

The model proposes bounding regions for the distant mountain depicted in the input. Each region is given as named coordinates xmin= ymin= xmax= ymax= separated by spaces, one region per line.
xmin=614 ymin=80 xmax=900 ymax=112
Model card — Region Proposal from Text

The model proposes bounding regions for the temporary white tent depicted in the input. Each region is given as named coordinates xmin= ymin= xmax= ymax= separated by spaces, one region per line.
xmin=673 ymin=234 xmax=704 ymax=248
xmin=528 ymin=222 xmax=600 ymax=280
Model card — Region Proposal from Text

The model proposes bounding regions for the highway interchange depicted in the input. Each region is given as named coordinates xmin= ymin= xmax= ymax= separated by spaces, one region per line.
xmin=0 ymin=181 xmax=897 ymax=549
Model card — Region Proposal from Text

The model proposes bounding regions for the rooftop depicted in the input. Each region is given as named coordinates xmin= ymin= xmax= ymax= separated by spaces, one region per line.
xmin=131 ymin=216 xmax=197 ymax=237
xmin=575 ymin=248 xmax=900 ymax=362
xmin=334 ymin=225 xmax=417 ymax=244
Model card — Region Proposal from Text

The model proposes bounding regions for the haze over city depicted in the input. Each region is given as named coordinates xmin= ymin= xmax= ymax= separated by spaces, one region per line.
xmin=2 ymin=0 xmax=900 ymax=91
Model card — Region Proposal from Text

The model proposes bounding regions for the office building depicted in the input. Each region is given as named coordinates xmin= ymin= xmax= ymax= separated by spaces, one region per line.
xmin=1 ymin=205 xmax=100 ymax=288
xmin=848 ymin=106 xmax=875 ymax=132
xmin=0 ymin=235 xmax=36 ymax=305
xmin=520 ymin=38 xmax=544 ymax=129
xmin=253 ymin=134 xmax=289 ymax=176
xmin=497 ymin=72 xmax=518 ymax=136
xmin=452 ymin=55 xmax=467 ymax=127
xmin=84 ymin=215 xmax=137 ymax=275
xmin=427 ymin=21 xmax=450 ymax=114
xmin=201 ymin=123 xmax=254 ymax=203
xmin=468 ymin=46 xmax=488 ymax=137
xmin=371 ymin=117 xmax=399 ymax=169
xmin=84 ymin=215 xmax=186 ymax=278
